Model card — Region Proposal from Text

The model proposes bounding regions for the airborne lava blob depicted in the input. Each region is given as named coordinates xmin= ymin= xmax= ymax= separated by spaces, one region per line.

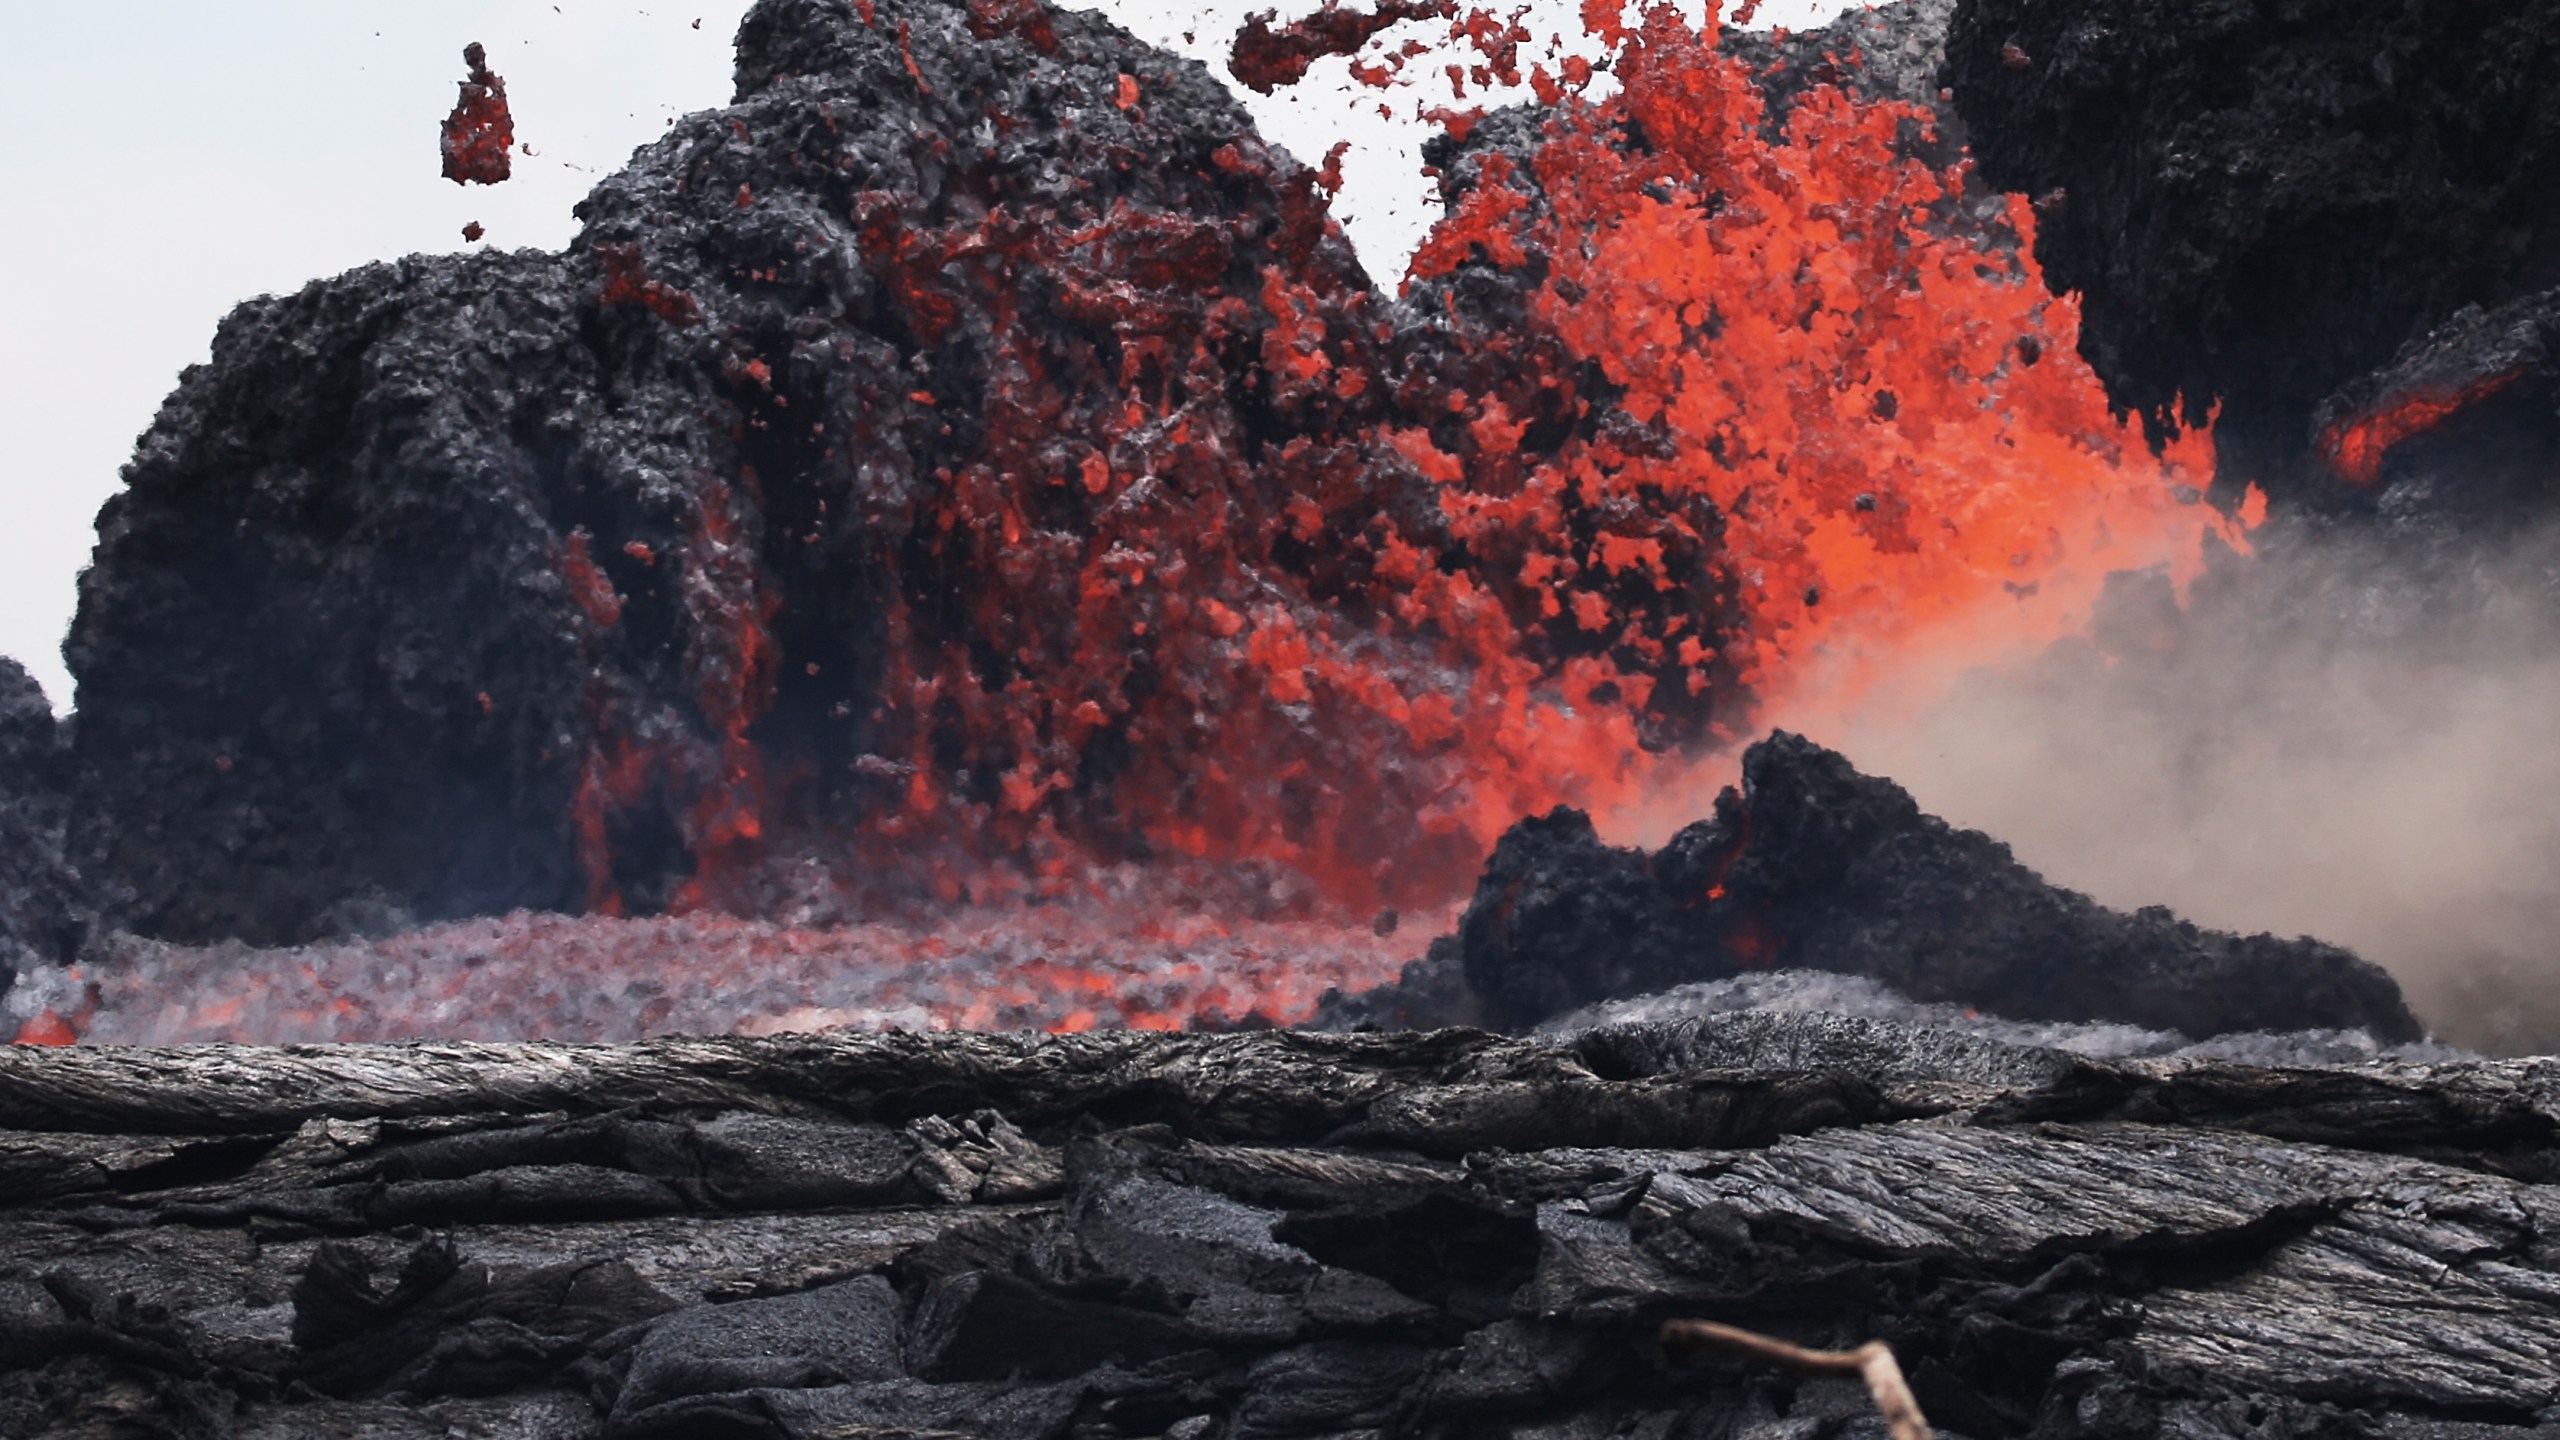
xmin=441 ymin=42 xmax=516 ymax=186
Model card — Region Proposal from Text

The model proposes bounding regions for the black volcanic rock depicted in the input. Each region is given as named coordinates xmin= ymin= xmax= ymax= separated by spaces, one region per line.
xmin=1350 ymin=731 xmax=2422 ymax=1041
xmin=0 ymin=658 xmax=85 ymax=1006
xmin=0 ymin=1026 xmax=2555 ymax=1438
xmin=64 ymin=0 xmax=1392 ymax=943
xmin=1724 ymin=0 xmax=1959 ymax=129
xmin=2307 ymin=284 xmax=2560 ymax=517
xmin=1944 ymin=0 xmax=2560 ymax=501
xmin=68 ymin=251 xmax=611 ymax=943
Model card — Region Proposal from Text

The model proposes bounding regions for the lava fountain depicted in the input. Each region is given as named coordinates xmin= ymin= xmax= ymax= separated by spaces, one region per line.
xmin=16 ymin=0 xmax=2242 ymax=1045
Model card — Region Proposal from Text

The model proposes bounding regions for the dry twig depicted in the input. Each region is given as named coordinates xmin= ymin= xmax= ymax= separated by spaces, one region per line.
xmin=1660 ymin=1318 xmax=1934 ymax=1440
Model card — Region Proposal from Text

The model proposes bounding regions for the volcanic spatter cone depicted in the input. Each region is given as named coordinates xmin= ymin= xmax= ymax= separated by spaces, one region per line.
xmin=78 ymin=0 xmax=1430 ymax=943
xmin=54 ymin=0 xmax=2244 ymax=1042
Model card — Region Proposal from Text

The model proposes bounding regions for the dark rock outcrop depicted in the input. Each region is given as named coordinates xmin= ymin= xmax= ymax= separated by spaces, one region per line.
xmin=1 ymin=1022 xmax=2556 ymax=1438
xmin=1724 ymin=0 xmax=1958 ymax=127
xmin=1944 ymin=0 xmax=2560 ymax=501
xmin=65 ymin=0 xmax=1403 ymax=945
xmin=2305 ymin=284 xmax=2560 ymax=519
xmin=1339 ymin=732 xmax=2421 ymax=1041
xmin=0 ymin=659 xmax=85 ymax=1009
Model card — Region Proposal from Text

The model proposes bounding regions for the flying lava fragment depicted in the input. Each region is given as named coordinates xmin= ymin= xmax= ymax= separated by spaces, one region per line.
xmin=441 ymin=41 xmax=515 ymax=186
xmin=1228 ymin=0 xmax=1455 ymax=93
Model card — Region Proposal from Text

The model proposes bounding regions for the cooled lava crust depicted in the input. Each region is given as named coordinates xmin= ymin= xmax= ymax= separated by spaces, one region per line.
xmin=1 ymin=1022 xmax=2555 ymax=1438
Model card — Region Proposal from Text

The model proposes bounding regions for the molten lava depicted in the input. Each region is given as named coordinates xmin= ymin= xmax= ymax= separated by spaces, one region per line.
xmin=595 ymin=243 xmax=706 ymax=326
xmin=2320 ymin=368 xmax=2527 ymax=486
xmin=440 ymin=42 xmax=514 ymax=187
xmin=44 ymin=906 xmax=1436 ymax=1045
xmin=1230 ymin=0 xmax=1457 ymax=94
xmin=622 ymin=0 xmax=2243 ymax=941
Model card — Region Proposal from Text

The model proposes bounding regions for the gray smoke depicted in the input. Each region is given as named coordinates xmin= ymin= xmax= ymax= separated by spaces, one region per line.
xmin=1807 ymin=515 xmax=2560 ymax=1055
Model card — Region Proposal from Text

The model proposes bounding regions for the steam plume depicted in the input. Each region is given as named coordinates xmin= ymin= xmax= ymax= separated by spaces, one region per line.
xmin=1786 ymin=517 xmax=2560 ymax=1054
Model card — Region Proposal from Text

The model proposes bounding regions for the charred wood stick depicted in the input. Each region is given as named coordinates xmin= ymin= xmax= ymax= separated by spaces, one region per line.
xmin=1660 ymin=1318 xmax=1933 ymax=1440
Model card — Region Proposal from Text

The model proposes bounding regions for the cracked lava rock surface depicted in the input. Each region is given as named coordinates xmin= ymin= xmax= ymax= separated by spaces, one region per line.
xmin=7 ymin=1020 xmax=2560 ymax=1439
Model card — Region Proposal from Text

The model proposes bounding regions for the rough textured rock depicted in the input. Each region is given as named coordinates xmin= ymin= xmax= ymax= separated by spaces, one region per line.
xmin=1331 ymin=732 xmax=2421 ymax=1041
xmin=2304 ymin=285 xmax=2560 ymax=519
xmin=0 ymin=658 xmax=85 ymax=1009
xmin=1944 ymin=0 xmax=2560 ymax=501
xmin=4 ymin=1021 xmax=2560 ymax=1437
xmin=64 ymin=0 xmax=1403 ymax=945
xmin=1725 ymin=0 xmax=1959 ymax=126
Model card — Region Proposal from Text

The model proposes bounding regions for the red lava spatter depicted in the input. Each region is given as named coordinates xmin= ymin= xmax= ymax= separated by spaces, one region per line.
xmin=9 ymin=1012 xmax=75 ymax=1047
xmin=1229 ymin=0 xmax=1458 ymax=94
xmin=664 ymin=0 xmax=2243 ymax=937
xmin=1411 ymin=2 xmax=2238 ymax=710
xmin=594 ymin=243 xmax=706 ymax=326
xmin=441 ymin=42 xmax=515 ymax=186
xmin=564 ymin=472 xmax=777 ymax=919
xmin=2320 ymin=368 xmax=2527 ymax=486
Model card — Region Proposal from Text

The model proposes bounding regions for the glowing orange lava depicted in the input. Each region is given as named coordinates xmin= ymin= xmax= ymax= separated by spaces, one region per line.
xmin=9 ymin=1012 xmax=75 ymax=1047
xmin=2320 ymin=368 xmax=2525 ymax=486
xmin=709 ymin=0 xmax=2242 ymax=931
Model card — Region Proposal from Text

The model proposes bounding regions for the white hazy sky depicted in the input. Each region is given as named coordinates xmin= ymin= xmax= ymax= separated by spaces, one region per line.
xmin=0 ymin=0 xmax=1854 ymax=710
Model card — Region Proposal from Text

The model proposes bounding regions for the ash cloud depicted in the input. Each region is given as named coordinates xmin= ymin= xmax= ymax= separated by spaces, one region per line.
xmin=1810 ymin=517 xmax=2560 ymax=1055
